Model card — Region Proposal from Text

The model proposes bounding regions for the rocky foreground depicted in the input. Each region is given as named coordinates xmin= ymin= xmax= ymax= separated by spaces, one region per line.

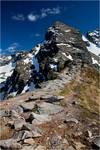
xmin=0 ymin=64 xmax=100 ymax=150
xmin=0 ymin=21 xmax=100 ymax=150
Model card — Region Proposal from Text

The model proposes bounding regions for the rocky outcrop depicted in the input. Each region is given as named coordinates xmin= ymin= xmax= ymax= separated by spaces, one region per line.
xmin=37 ymin=21 xmax=92 ymax=80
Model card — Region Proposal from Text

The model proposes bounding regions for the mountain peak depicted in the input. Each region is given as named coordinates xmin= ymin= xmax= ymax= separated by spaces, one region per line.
xmin=0 ymin=22 xmax=99 ymax=100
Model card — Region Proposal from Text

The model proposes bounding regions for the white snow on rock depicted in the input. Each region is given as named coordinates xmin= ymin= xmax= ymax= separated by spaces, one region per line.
xmin=0 ymin=62 xmax=15 ymax=83
xmin=50 ymin=64 xmax=57 ymax=71
xmin=8 ymin=91 xmax=17 ymax=97
xmin=23 ymin=58 xmax=32 ymax=64
xmin=92 ymin=57 xmax=100 ymax=66
xmin=32 ymin=57 xmax=39 ymax=72
xmin=22 ymin=85 xmax=29 ymax=94
xmin=82 ymin=35 xmax=100 ymax=56
xmin=27 ymin=53 xmax=33 ymax=58
xmin=48 ymin=27 xmax=56 ymax=33
xmin=23 ymin=52 xmax=39 ymax=72
xmin=53 ymin=58 xmax=58 ymax=62
xmin=65 ymin=29 xmax=71 ymax=33
xmin=57 ymin=43 xmax=71 ymax=47
xmin=62 ymin=53 xmax=73 ymax=60
xmin=87 ymin=42 xmax=100 ymax=56
xmin=35 ymin=44 xmax=41 ymax=55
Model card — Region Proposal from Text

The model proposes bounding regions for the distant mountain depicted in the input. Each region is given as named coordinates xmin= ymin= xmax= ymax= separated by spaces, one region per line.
xmin=82 ymin=29 xmax=100 ymax=57
xmin=0 ymin=21 xmax=99 ymax=100
xmin=86 ymin=29 xmax=100 ymax=48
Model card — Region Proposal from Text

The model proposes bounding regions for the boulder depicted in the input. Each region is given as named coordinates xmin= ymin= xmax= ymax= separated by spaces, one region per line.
xmin=20 ymin=101 xmax=35 ymax=112
xmin=32 ymin=127 xmax=43 ymax=137
xmin=14 ymin=118 xmax=26 ymax=130
xmin=36 ymin=102 xmax=64 ymax=115
xmin=13 ymin=130 xmax=33 ymax=142
xmin=64 ymin=115 xmax=78 ymax=124
xmin=35 ymin=145 xmax=46 ymax=150
xmin=21 ymin=145 xmax=36 ymax=150
xmin=24 ymin=138 xmax=35 ymax=145
xmin=28 ymin=112 xmax=51 ymax=125
xmin=40 ymin=95 xmax=64 ymax=103
xmin=0 ymin=139 xmax=22 ymax=149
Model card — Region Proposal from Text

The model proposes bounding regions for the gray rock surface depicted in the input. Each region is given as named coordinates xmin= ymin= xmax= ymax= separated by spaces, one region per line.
xmin=14 ymin=118 xmax=26 ymax=130
xmin=36 ymin=102 xmax=64 ymax=115
xmin=29 ymin=112 xmax=51 ymax=125
xmin=0 ymin=139 xmax=22 ymax=149
xmin=20 ymin=101 xmax=35 ymax=111
xmin=92 ymin=136 xmax=100 ymax=148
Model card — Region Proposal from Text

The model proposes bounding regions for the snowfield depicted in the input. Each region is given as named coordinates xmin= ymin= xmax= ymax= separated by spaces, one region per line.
xmin=0 ymin=62 xmax=15 ymax=83
xmin=82 ymin=36 xmax=100 ymax=56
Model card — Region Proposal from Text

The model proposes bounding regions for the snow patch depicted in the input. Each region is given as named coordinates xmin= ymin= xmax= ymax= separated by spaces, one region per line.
xmin=0 ymin=62 xmax=15 ymax=83
xmin=65 ymin=29 xmax=71 ymax=33
xmin=57 ymin=43 xmax=71 ymax=47
xmin=23 ymin=58 xmax=32 ymax=64
xmin=28 ymin=53 xmax=33 ymax=58
xmin=62 ymin=53 xmax=73 ymax=60
xmin=22 ymin=85 xmax=29 ymax=94
xmin=82 ymin=35 xmax=100 ymax=56
xmin=50 ymin=64 xmax=57 ymax=71
xmin=92 ymin=57 xmax=100 ymax=66
xmin=32 ymin=57 xmax=39 ymax=72
xmin=35 ymin=44 xmax=41 ymax=55
xmin=53 ymin=58 xmax=58 ymax=62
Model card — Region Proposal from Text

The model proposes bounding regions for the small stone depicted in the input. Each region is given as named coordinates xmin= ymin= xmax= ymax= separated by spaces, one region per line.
xmin=74 ymin=141 xmax=85 ymax=149
xmin=0 ymin=109 xmax=7 ymax=117
xmin=40 ymin=95 xmax=64 ymax=103
xmin=35 ymin=145 xmax=46 ymax=150
xmin=64 ymin=115 xmax=78 ymax=124
xmin=36 ymin=102 xmax=64 ymax=115
xmin=29 ymin=112 xmax=51 ymax=125
xmin=62 ymin=138 xmax=69 ymax=145
xmin=66 ymin=146 xmax=75 ymax=150
xmin=92 ymin=136 xmax=100 ymax=148
xmin=13 ymin=106 xmax=23 ymax=114
xmin=22 ymin=145 xmax=36 ymax=150
xmin=85 ymin=130 xmax=92 ymax=138
xmin=28 ymin=95 xmax=40 ymax=101
xmin=13 ymin=130 xmax=33 ymax=141
xmin=20 ymin=101 xmax=35 ymax=112
xmin=0 ymin=139 xmax=22 ymax=149
xmin=32 ymin=127 xmax=43 ymax=137
xmin=14 ymin=118 xmax=26 ymax=130
xmin=24 ymin=138 xmax=35 ymax=145
xmin=22 ymin=123 xmax=32 ymax=131
xmin=7 ymin=120 xmax=14 ymax=127
xmin=10 ymin=109 xmax=21 ymax=118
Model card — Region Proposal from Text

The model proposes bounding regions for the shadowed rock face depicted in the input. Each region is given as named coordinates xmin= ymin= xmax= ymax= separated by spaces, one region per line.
xmin=37 ymin=21 xmax=92 ymax=80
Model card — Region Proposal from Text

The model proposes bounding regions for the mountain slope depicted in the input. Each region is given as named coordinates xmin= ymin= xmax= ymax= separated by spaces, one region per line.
xmin=0 ymin=22 xmax=99 ymax=100
xmin=0 ymin=21 xmax=99 ymax=150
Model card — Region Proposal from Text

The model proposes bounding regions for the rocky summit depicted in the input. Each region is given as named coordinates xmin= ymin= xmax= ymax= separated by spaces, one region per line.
xmin=0 ymin=21 xmax=100 ymax=150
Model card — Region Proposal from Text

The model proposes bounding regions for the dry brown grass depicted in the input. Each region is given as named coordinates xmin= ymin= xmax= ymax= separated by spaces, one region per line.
xmin=60 ymin=66 xmax=100 ymax=114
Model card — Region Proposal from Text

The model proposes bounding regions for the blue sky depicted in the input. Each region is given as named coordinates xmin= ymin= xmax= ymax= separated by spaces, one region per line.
xmin=1 ymin=1 xmax=99 ymax=55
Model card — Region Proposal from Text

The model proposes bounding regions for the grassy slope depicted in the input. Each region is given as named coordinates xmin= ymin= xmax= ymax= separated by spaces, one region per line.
xmin=60 ymin=66 xmax=100 ymax=116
